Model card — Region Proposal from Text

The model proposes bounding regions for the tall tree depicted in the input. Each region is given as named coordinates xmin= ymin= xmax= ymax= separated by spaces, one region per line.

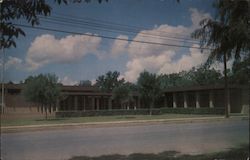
xmin=95 ymin=71 xmax=125 ymax=92
xmin=192 ymin=0 xmax=250 ymax=118
xmin=23 ymin=73 xmax=60 ymax=119
xmin=137 ymin=71 xmax=161 ymax=115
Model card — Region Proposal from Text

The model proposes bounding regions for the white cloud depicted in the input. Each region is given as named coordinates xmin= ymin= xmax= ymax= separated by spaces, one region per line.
xmin=91 ymin=79 xmax=97 ymax=85
xmin=59 ymin=76 xmax=78 ymax=85
xmin=121 ymin=8 xmax=212 ymax=82
xmin=124 ymin=51 xmax=175 ymax=82
xmin=1 ymin=56 xmax=24 ymax=70
xmin=111 ymin=35 xmax=129 ymax=57
xmin=26 ymin=34 xmax=102 ymax=70
xmin=158 ymin=45 xmax=209 ymax=74
xmin=189 ymin=8 xmax=211 ymax=29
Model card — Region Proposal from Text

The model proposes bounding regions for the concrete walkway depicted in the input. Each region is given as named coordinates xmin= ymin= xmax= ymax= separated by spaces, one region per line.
xmin=2 ymin=115 xmax=248 ymax=133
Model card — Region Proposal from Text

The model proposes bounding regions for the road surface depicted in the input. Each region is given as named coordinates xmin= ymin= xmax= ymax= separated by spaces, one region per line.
xmin=1 ymin=120 xmax=249 ymax=160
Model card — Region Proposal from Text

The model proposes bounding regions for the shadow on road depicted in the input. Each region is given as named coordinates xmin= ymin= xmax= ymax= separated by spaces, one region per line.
xmin=68 ymin=144 xmax=249 ymax=160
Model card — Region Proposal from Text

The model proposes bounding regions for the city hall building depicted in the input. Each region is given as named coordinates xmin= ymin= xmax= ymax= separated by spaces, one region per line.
xmin=1 ymin=83 xmax=249 ymax=114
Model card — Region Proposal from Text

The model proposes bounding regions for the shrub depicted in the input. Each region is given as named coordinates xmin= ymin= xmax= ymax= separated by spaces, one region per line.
xmin=55 ymin=107 xmax=225 ymax=118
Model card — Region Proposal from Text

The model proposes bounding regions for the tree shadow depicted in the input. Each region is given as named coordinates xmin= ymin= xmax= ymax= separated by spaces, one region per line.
xmin=68 ymin=145 xmax=249 ymax=160
xmin=35 ymin=118 xmax=67 ymax=121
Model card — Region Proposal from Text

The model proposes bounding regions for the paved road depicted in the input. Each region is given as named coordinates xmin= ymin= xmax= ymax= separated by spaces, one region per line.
xmin=1 ymin=120 xmax=249 ymax=160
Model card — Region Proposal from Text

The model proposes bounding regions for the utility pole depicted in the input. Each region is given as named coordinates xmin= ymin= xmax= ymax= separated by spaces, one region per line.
xmin=1 ymin=48 xmax=4 ymax=114
xmin=0 ymin=0 xmax=4 ymax=114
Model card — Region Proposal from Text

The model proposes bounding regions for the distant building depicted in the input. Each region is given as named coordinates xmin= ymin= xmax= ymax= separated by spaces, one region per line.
xmin=1 ymin=84 xmax=249 ymax=114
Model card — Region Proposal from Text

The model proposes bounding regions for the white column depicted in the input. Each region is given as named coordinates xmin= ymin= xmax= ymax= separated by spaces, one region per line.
xmin=164 ymin=95 xmax=168 ymax=108
xmin=137 ymin=97 xmax=141 ymax=109
xmin=184 ymin=92 xmax=188 ymax=108
xmin=196 ymin=92 xmax=200 ymax=108
xmin=74 ymin=96 xmax=78 ymax=111
xmin=56 ymin=99 xmax=59 ymax=111
xmin=209 ymin=91 xmax=214 ymax=108
xmin=92 ymin=97 xmax=95 ymax=110
xmin=173 ymin=93 xmax=177 ymax=108
xmin=96 ymin=97 xmax=100 ymax=111
xmin=83 ymin=96 xmax=86 ymax=111
xmin=108 ymin=98 xmax=112 ymax=110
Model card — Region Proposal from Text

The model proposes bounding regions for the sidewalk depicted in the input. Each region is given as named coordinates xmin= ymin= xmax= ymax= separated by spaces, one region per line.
xmin=1 ymin=115 xmax=249 ymax=133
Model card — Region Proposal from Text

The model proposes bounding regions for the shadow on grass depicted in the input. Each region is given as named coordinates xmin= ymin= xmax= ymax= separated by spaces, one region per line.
xmin=69 ymin=145 xmax=249 ymax=160
xmin=116 ymin=116 xmax=137 ymax=119
xmin=35 ymin=118 xmax=67 ymax=122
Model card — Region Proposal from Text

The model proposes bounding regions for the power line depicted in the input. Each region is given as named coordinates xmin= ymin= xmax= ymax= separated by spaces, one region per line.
xmin=39 ymin=18 xmax=200 ymax=45
xmin=40 ymin=14 xmax=200 ymax=43
xmin=15 ymin=23 xmax=210 ymax=50
xmin=53 ymin=12 xmax=197 ymax=41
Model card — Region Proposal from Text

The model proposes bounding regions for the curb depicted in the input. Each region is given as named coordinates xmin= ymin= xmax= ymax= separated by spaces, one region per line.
xmin=2 ymin=116 xmax=249 ymax=133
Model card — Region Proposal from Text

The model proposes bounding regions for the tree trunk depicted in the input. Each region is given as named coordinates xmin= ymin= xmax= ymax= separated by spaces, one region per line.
xmin=41 ymin=104 xmax=44 ymax=114
xmin=45 ymin=105 xmax=48 ymax=120
xmin=149 ymin=99 xmax=154 ymax=116
xmin=223 ymin=52 xmax=230 ymax=118
xmin=49 ymin=104 xmax=51 ymax=114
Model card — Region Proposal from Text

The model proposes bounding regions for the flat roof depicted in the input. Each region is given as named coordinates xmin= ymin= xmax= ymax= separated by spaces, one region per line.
xmin=164 ymin=84 xmax=249 ymax=93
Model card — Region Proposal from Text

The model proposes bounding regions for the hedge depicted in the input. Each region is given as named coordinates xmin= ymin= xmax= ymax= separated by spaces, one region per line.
xmin=55 ymin=107 xmax=225 ymax=117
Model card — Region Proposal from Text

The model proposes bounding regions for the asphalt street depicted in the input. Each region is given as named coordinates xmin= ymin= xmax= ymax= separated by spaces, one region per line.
xmin=1 ymin=119 xmax=249 ymax=160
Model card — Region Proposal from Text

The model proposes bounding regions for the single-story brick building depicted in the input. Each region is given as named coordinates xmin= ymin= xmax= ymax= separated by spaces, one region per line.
xmin=1 ymin=84 xmax=249 ymax=114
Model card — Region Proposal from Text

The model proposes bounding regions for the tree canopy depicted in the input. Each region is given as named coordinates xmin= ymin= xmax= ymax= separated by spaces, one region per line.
xmin=95 ymin=71 xmax=125 ymax=92
xmin=192 ymin=0 xmax=250 ymax=62
xmin=137 ymin=71 xmax=162 ymax=113
xmin=23 ymin=73 xmax=60 ymax=119
xmin=0 ymin=0 xmax=108 ymax=49
xmin=79 ymin=80 xmax=92 ymax=87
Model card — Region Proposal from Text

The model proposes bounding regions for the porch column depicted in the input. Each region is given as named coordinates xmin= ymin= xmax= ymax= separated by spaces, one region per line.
xmin=184 ymin=92 xmax=188 ymax=108
xmin=96 ymin=97 xmax=100 ymax=111
xmin=209 ymin=90 xmax=214 ymax=108
xmin=108 ymin=98 xmax=112 ymax=110
xmin=92 ymin=97 xmax=95 ymax=110
xmin=173 ymin=93 xmax=177 ymax=108
xmin=164 ymin=94 xmax=168 ymax=107
xmin=83 ymin=96 xmax=86 ymax=111
xmin=195 ymin=92 xmax=200 ymax=108
xmin=56 ymin=99 xmax=59 ymax=111
xmin=137 ymin=97 xmax=141 ymax=109
xmin=74 ymin=96 xmax=78 ymax=110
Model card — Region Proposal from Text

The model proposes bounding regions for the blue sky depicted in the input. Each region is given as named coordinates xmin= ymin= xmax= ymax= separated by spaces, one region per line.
xmin=4 ymin=0 xmax=216 ymax=85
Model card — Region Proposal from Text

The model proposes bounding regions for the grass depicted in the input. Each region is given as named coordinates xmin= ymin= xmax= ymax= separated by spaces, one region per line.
xmin=1 ymin=114 xmax=220 ymax=127
xmin=68 ymin=144 xmax=249 ymax=160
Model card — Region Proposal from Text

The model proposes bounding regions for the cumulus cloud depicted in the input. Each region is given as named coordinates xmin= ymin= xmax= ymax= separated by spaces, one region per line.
xmin=111 ymin=35 xmax=129 ymax=57
xmin=1 ymin=56 xmax=24 ymax=70
xmin=122 ymin=8 xmax=212 ymax=82
xmin=26 ymin=34 xmax=102 ymax=70
xmin=189 ymin=8 xmax=211 ymax=29
xmin=59 ymin=76 xmax=78 ymax=85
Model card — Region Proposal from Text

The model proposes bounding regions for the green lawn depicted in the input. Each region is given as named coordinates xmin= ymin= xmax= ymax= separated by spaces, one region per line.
xmin=1 ymin=114 xmax=220 ymax=127
xmin=68 ymin=144 xmax=249 ymax=160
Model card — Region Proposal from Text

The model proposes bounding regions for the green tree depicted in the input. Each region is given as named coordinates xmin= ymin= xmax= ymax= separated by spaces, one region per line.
xmin=79 ymin=80 xmax=92 ymax=87
xmin=187 ymin=66 xmax=222 ymax=85
xmin=23 ymin=73 xmax=60 ymax=119
xmin=0 ymin=0 xmax=107 ymax=49
xmin=191 ymin=0 xmax=250 ymax=118
xmin=230 ymin=55 xmax=250 ymax=84
xmin=137 ymin=71 xmax=162 ymax=115
xmin=95 ymin=71 xmax=125 ymax=92
xmin=112 ymin=84 xmax=134 ymax=109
